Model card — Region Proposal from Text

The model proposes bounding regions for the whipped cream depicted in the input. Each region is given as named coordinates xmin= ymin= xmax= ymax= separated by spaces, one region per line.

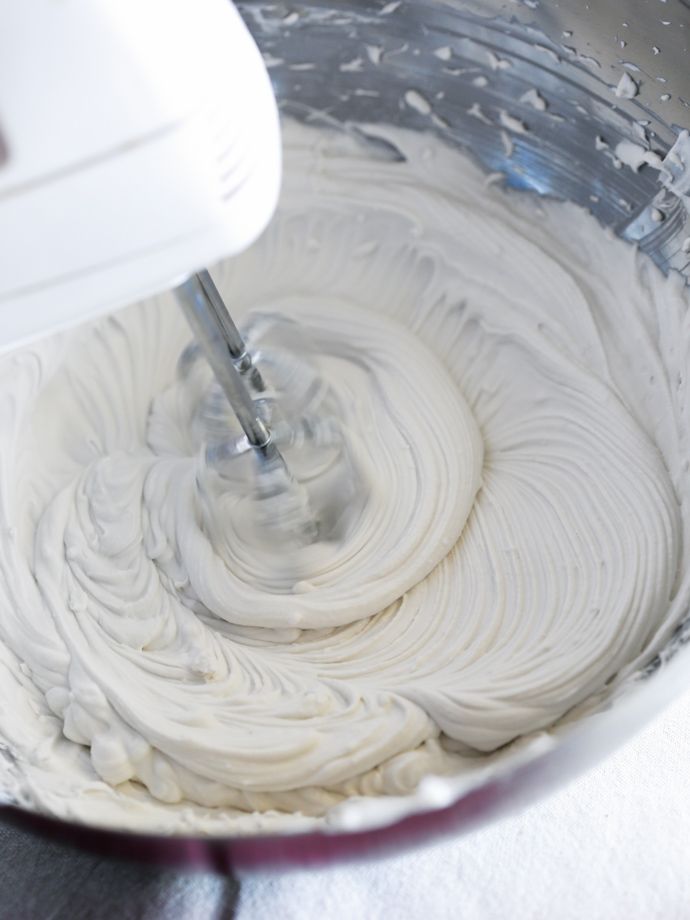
xmin=0 ymin=121 xmax=688 ymax=834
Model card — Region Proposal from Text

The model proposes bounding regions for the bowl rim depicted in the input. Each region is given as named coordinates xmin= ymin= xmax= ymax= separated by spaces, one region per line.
xmin=3 ymin=644 xmax=688 ymax=872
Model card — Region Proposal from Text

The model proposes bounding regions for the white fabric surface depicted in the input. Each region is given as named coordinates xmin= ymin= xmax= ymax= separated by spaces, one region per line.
xmin=237 ymin=684 xmax=690 ymax=919
xmin=1 ymin=684 xmax=690 ymax=918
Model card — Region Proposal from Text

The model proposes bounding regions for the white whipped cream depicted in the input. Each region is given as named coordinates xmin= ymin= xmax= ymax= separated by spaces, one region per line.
xmin=0 ymin=121 xmax=688 ymax=834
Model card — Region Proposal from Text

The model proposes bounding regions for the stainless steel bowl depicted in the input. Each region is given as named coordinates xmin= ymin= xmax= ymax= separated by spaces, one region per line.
xmin=3 ymin=0 xmax=690 ymax=871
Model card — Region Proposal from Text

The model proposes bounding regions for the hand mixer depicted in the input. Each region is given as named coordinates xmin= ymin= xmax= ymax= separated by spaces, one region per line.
xmin=0 ymin=0 xmax=334 ymax=544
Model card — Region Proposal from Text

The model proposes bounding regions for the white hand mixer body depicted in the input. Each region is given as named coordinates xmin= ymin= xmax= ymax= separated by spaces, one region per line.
xmin=0 ymin=0 xmax=360 ymax=546
xmin=0 ymin=0 xmax=281 ymax=350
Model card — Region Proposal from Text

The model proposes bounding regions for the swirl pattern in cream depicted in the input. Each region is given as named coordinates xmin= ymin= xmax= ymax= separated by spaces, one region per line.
xmin=0 ymin=121 xmax=686 ymax=832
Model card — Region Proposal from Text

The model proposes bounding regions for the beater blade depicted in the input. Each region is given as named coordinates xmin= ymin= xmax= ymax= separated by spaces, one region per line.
xmin=175 ymin=272 xmax=318 ymax=547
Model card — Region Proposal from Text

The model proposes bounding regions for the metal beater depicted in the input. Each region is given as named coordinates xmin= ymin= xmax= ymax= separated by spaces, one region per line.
xmin=175 ymin=271 xmax=323 ymax=546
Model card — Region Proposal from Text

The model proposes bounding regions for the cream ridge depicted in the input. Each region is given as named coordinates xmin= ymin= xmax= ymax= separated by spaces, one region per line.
xmin=0 ymin=120 xmax=688 ymax=834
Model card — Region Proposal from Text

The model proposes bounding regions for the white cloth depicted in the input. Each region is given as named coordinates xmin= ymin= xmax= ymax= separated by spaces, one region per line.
xmin=238 ymin=684 xmax=690 ymax=919
xmin=2 ymin=686 xmax=690 ymax=918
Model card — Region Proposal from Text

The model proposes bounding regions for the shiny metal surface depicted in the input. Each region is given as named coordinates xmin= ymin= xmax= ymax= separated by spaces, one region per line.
xmin=241 ymin=0 xmax=690 ymax=275
xmin=196 ymin=269 xmax=268 ymax=395
xmin=4 ymin=0 xmax=690 ymax=871
xmin=455 ymin=0 xmax=690 ymax=129
xmin=176 ymin=273 xmax=319 ymax=545
xmin=176 ymin=273 xmax=272 ymax=449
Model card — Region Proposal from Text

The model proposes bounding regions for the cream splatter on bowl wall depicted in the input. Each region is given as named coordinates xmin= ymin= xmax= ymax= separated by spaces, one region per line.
xmin=2 ymin=0 xmax=690 ymax=869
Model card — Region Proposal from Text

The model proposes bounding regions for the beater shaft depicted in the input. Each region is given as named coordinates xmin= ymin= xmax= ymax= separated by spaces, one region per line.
xmin=195 ymin=270 xmax=267 ymax=393
xmin=175 ymin=271 xmax=318 ymax=545
xmin=176 ymin=273 xmax=271 ymax=450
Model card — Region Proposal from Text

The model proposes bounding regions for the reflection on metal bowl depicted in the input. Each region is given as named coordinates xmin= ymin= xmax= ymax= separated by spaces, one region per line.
xmin=4 ymin=0 xmax=690 ymax=871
